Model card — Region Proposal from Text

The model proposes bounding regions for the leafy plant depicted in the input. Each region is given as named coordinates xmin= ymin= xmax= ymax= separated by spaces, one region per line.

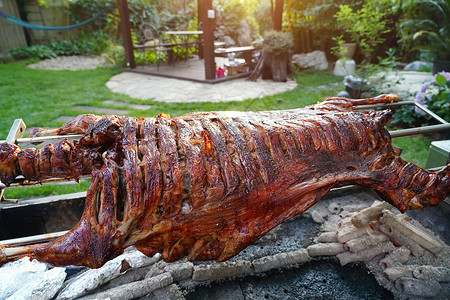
xmin=75 ymin=30 xmax=110 ymax=55
xmin=214 ymin=0 xmax=261 ymax=45
xmin=391 ymin=71 xmax=450 ymax=128
xmin=415 ymin=72 xmax=450 ymax=121
xmin=0 ymin=53 xmax=13 ymax=64
xmin=397 ymin=0 xmax=450 ymax=61
xmin=330 ymin=34 xmax=348 ymax=60
xmin=49 ymin=40 xmax=79 ymax=56
xmin=6 ymin=30 xmax=110 ymax=61
xmin=8 ymin=45 xmax=56 ymax=60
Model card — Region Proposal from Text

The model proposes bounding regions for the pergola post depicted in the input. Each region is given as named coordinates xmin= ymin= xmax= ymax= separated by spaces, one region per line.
xmin=198 ymin=0 xmax=216 ymax=80
xmin=117 ymin=0 xmax=135 ymax=69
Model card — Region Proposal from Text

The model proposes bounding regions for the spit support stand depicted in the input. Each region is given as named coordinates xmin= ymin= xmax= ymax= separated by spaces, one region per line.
xmin=0 ymin=119 xmax=26 ymax=202
xmin=353 ymin=100 xmax=450 ymax=137
xmin=0 ymin=119 xmax=83 ymax=201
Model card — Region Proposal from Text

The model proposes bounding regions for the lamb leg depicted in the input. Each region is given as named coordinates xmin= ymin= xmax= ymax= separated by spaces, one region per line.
xmin=363 ymin=159 xmax=450 ymax=211
xmin=29 ymin=114 xmax=122 ymax=146
xmin=1 ymin=158 xmax=125 ymax=268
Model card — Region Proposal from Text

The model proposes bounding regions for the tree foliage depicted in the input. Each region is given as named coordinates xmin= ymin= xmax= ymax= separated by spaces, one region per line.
xmin=398 ymin=0 xmax=450 ymax=61
xmin=213 ymin=0 xmax=262 ymax=44
xmin=335 ymin=0 xmax=396 ymax=63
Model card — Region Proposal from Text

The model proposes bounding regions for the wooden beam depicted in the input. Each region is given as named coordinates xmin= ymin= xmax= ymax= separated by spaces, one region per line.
xmin=197 ymin=0 xmax=205 ymax=59
xmin=199 ymin=0 xmax=215 ymax=80
xmin=272 ymin=0 xmax=284 ymax=31
xmin=117 ymin=0 xmax=136 ymax=69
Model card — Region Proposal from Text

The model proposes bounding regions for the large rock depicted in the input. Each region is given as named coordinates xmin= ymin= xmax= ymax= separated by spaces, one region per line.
xmin=404 ymin=61 xmax=432 ymax=71
xmin=293 ymin=50 xmax=328 ymax=71
xmin=237 ymin=20 xmax=252 ymax=46
xmin=223 ymin=36 xmax=236 ymax=47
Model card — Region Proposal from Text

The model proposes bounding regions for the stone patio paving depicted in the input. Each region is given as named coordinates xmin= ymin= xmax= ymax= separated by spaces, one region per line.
xmin=106 ymin=72 xmax=298 ymax=103
xmin=369 ymin=71 xmax=434 ymax=101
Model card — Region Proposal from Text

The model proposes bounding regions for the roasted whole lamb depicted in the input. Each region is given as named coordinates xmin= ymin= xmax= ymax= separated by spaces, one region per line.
xmin=0 ymin=94 xmax=449 ymax=268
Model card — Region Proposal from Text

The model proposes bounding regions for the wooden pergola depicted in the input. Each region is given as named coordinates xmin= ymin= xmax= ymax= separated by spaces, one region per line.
xmin=117 ymin=0 xmax=217 ymax=82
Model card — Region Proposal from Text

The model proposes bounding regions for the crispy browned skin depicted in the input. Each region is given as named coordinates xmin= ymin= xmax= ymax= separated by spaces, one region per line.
xmin=0 ymin=94 xmax=449 ymax=268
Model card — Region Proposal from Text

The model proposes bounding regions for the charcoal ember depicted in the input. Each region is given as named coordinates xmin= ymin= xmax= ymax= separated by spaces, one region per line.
xmin=78 ymin=272 xmax=173 ymax=300
xmin=379 ymin=247 xmax=410 ymax=269
xmin=336 ymin=241 xmax=396 ymax=266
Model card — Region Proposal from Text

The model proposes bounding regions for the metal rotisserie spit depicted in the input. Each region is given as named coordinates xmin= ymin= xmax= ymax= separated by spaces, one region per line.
xmin=0 ymin=94 xmax=448 ymax=299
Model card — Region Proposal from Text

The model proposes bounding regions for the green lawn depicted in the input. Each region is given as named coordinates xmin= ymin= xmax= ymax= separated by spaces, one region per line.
xmin=0 ymin=61 xmax=341 ymax=138
xmin=0 ymin=61 xmax=432 ymax=199
xmin=391 ymin=135 xmax=432 ymax=167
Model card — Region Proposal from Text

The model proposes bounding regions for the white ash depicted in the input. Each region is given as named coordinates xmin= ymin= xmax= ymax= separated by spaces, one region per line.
xmin=144 ymin=283 xmax=186 ymax=300
xmin=79 ymin=272 xmax=173 ymax=300
xmin=0 ymin=257 xmax=49 ymax=299
xmin=7 ymin=267 xmax=66 ymax=300
xmin=307 ymin=243 xmax=344 ymax=257
xmin=56 ymin=249 xmax=161 ymax=300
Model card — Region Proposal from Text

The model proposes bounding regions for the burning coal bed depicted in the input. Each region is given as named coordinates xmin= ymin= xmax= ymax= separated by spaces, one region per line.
xmin=0 ymin=186 xmax=448 ymax=300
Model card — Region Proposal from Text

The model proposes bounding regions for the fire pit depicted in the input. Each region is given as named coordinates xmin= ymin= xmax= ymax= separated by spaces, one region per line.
xmin=1 ymin=186 xmax=448 ymax=299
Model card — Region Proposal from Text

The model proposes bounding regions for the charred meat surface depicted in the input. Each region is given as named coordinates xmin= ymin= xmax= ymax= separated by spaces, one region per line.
xmin=0 ymin=94 xmax=449 ymax=268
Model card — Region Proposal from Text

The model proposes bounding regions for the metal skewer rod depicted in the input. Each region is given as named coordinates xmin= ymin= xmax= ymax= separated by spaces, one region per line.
xmin=354 ymin=101 xmax=448 ymax=125
xmin=0 ymin=134 xmax=83 ymax=145
xmin=390 ymin=123 xmax=450 ymax=137
xmin=0 ymin=230 xmax=68 ymax=247
xmin=0 ymin=175 xmax=90 ymax=189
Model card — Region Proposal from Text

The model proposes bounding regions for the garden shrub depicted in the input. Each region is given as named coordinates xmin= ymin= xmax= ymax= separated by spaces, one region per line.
xmin=390 ymin=72 xmax=450 ymax=128
xmin=0 ymin=52 xmax=13 ymax=64
xmin=5 ymin=30 xmax=111 ymax=61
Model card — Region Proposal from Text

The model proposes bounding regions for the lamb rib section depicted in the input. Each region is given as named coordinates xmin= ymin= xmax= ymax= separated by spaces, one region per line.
xmin=0 ymin=94 xmax=449 ymax=268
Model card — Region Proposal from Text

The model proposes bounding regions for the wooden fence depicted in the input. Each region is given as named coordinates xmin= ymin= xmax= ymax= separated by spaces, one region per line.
xmin=291 ymin=27 xmax=341 ymax=61
xmin=24 ymin=0 xmax=71 ymax=45
xmin=0 ymin=0 xmax=27 ymax=51
xmin=0 ymin=0 xmax=71 ymax=51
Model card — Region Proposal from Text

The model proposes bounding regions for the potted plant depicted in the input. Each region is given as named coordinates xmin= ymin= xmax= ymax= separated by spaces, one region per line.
xmin=248 ymin=30 xmax=293 ymax=82
xmin=331 ymin=34 xmax=356 ymax=76
xmin=331 ymin=35 xmax=356 ymax=59
xmin=398 ymin=0 xmax=450 ymax=74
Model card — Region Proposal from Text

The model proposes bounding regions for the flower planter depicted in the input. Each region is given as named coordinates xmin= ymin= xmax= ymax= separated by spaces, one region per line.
xmin=333 ymin=59 xmax=356 ymax=76
xmin=269 ymin=53 xmax=289 ymax=82
xmin=340 ymin=43 xmax=356 ymax=59
xmin=433 ymin=60 xmax=450 ymax=74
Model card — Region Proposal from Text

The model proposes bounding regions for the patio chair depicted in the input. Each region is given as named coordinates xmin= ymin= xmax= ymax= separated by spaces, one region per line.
xmin=136 ymin=22 xmax=174 ymax=70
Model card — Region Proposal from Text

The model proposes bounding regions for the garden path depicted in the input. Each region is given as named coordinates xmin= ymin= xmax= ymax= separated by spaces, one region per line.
xmin=106 ymin=72 xmax=297 ymax=103
xmin=369 ymin=71 xmax=434 ymax=101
